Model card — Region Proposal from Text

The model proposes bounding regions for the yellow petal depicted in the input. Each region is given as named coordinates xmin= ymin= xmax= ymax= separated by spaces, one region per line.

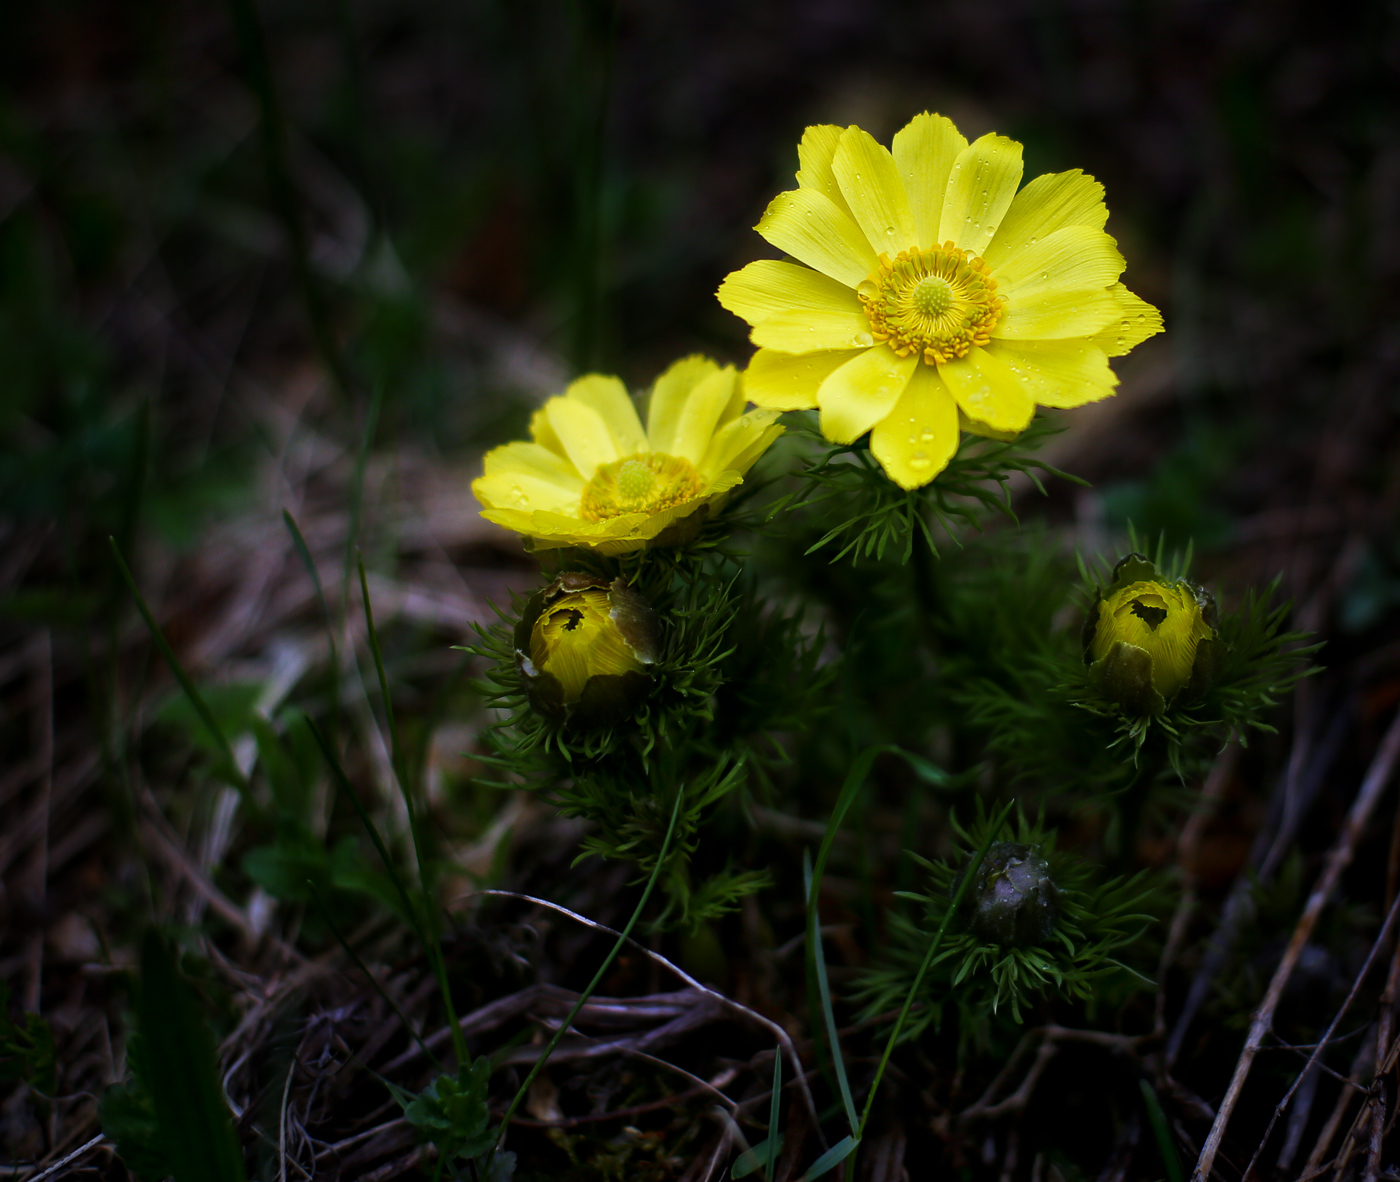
xmin=473 ymin=471 xmax=580 ymax=516
xmin=986 ymin=339 xmax=1118 ymax=409
xmin=993 ymin=286 xmax=1121 ymax=339
xmin=481 ymin=440 xmax=586 ymax=490
xmin=664 ymin=364 xmax=738 ymax=466
xmin=817 ymin=345 xmax=919 ymax=444
xmin=715 ymin=363 xmax=748 ymax=431
xmin=699 ymin=409 xmax=784 ymax=478
xmin=892 ymin=112 xmax=968 ymax=249
xmin=938 ymin=346 xmax=1034 ymax=432
xmin=718 ymin=260 xmax=869 ymax=351
xmin=869 ymin=364 xmax=959 ymax=489
xmin=530 ymin=404 xmax=567 ymax=459
xmin=937 ymin=133 xmax=1024 ymax=252
xmin=647 ymin=355 xmax=720 ymax=452
xmin=1089 ymin=284 xmax=1164 ymax=356
xmin=716 ymin=259 xmax=849 ymax=324
xmin=753 ymin=311 xmax=871 ymax=353
xmin=982 ymin=169 xmax=1108 ymax=271
xmin=742 ymin=348 xmax=863 ymax=411
xmin=993 ymin=225 xmax=1125 ymax=303
xmin=957 ymin=408 xmax=1020 ymax=441
xmin=544 ymin=397 xmax=621 ymax=477
xmin=563 ymin=374 xmax=647 ymax=456
xmin=833 ymin=126 xmax=918 ymax=254
xmin=796 ymin=124 xmax=856 ymax=221
xmin=756 ymin=188 xmax=879 ymax=288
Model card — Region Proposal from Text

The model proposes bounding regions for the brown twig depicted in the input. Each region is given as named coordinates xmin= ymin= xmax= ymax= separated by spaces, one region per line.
xmin=1192 ymin=707 xmax=1400 ymax=1182
xmin=1240 ymin=885 xmax=1400 ymax=1179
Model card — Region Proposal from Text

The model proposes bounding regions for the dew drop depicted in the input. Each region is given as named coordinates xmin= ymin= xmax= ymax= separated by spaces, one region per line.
xmin=920 ymin=429 xmax=935 ymax=442
xmin=909 ymin=450 xmax=932 ymax=469
xmin=854 ymin=332 xmax=874 ymax=347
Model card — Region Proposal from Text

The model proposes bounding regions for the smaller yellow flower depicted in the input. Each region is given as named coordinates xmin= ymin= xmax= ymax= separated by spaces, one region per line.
xmin=474 ymin=357 xmax=784 ymax=554
xmin=1084 ymin=555 xmax=1223 ymax=715
xmin=515 ymin=573 xmax=661 ymax=727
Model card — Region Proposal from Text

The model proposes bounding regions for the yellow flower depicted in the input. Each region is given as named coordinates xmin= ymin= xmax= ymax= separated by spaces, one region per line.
xmin=473 ymin=357 xmax=783 ymax=554
xmin=516 ymin=573 xmax=661 ymax=726
xmin=1084 ymin=555 xmax=1222 ymax=715
xmin=717 ymin=114 xmax=1163 ymax=489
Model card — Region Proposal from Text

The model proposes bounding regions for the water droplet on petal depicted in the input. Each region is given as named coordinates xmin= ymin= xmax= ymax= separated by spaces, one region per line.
xmin=854 ymin=332 xmax=874 ymax=347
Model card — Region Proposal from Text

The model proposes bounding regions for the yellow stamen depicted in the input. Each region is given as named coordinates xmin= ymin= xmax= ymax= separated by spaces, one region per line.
xmin=857 ymin=241 xmax=1006 ymax=365
xmin=579 ymin=452 xmax=705 ymax=521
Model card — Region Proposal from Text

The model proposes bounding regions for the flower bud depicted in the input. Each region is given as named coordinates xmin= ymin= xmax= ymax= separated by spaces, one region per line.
xmin=960 ymin=842 xmax=1060 ymax=947
xmin=1083 ymin=554 xmax=1225 ymax=716
xmin=514 ymin=573 xmax=661 ymax=727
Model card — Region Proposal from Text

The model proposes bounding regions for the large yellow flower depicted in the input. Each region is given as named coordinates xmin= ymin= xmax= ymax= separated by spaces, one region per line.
xmin=473 ymin=356 xmax=783 ymax=554
xmin=717 ymin=114 xmax=1163 ymax=489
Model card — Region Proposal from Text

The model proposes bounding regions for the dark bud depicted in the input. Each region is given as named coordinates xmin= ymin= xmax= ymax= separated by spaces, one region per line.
xmin=960 ymin=842 xmax=1060 ymax=947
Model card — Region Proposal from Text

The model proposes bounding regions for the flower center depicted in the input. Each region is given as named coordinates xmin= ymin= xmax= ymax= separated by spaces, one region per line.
xmin=579 ymin=452 xmax=706 ymax=521
xmin=857 ymin=242 xmax=1006 ymax=364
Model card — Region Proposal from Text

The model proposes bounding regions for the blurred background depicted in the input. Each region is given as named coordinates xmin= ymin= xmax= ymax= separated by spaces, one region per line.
xmin=4 ymin=0 xmax=1400 ymax=1175
xmin=5 ymin=0 xmax=1399 ymax=613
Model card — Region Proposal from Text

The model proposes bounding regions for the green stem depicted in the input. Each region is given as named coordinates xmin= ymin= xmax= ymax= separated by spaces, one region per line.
xmin=852 ymin=800 xmax=1016 ymax=1159
xmin=490 ymin=788 xmax=684 ymax=1156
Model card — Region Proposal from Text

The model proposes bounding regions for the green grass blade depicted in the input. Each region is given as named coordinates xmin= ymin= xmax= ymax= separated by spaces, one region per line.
xmin=308 ymin=718 xmax=426 ymax=947
xmin=803 ymin=744 xmax=893 ymax=1138
xmin=765 ymin=1044 xmax=782 ymax=1180
xmin=282 ymin=508 xmax=342 ymax=742
xmin=856 ymin=799 xmax=1017 ymax=1144
xmin=138 ymin=930 xmax=247 ymax=1182
xmin=491 ymin=786 xmax=686 ymax=1161
xmin=306 ymin=880 xmax=442 ymax=1071
xmin=1140 ymin=1078 xmax=1184 ymax=1182
xmin=804 ymin=849 xmax=857 ymax=1138
xmin=801 ymin=1134 xmax=856 ymax=1181
xmin=107 ymin=537 xmax=251 ymax=798
xmin=355 ymin=556 xmax=467 ymax=1065
xmin=357 ymin=553 xmax=401 ymax=780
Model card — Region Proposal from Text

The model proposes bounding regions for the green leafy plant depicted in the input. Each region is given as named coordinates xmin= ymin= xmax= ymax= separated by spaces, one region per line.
xmin=772 ymin=414 xmax=1080 ymax=564
xmin=385 ymin=1060 xmax=514 ymax=1181
xmin=856 ymin=803 xmax=1160 ymax=1037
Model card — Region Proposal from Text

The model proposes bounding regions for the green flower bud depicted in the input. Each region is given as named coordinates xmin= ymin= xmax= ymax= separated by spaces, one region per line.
xmin=1083 ymin=553 xmax=1226 ymax=716
xmin=514 ymin=573 xmax=661 ymax=727
xmin=960 ymin=842 xmax=1060 ymax=947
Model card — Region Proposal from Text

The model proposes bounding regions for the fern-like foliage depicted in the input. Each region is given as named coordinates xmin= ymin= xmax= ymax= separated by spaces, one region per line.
xmin=854 ymin=804 xmax=1160 ymax=1047
xmin=770 ymin=414 xmax=1082 ymax=564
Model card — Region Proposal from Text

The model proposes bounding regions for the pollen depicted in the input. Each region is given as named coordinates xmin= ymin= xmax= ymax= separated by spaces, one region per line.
xmin=857 ymin=242 xmax=1006 ymax=365
xmin=579 ymin=453 xmax=706 ymax=522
